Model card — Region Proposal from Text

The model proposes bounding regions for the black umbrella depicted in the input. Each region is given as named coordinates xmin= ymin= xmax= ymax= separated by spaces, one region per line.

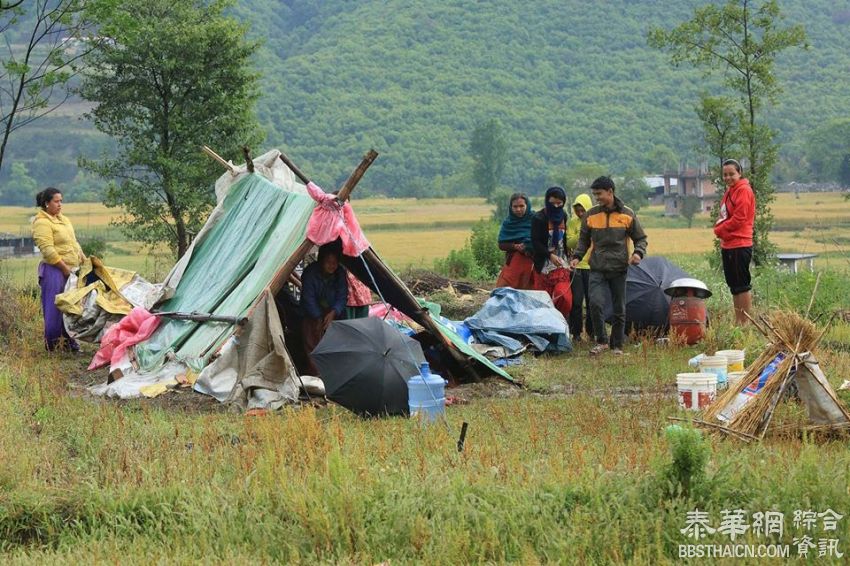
xmin=310 ymin=317 xmax=426 ymax=417
xmin=602 ymin=256 xmax=691 ymax=332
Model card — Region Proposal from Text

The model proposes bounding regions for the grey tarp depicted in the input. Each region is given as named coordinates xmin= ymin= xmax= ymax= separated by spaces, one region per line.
xmin=794 ymin=353 xmax=850 ymax=425
xmin=194 ymin=293 xmax=299 ymax=410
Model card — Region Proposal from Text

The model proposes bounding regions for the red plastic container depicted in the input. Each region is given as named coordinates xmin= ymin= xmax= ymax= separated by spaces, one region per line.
xmin=669 ymin=295 xmax=707 ymax=345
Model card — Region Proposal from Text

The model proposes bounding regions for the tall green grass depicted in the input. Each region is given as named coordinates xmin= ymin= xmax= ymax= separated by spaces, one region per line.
xmin=2 ymin=261 xmax=850 ymax=563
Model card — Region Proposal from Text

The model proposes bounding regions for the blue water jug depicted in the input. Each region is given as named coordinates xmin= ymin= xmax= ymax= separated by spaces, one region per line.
xmin=407 ymin=362 xmax=447 ymax=422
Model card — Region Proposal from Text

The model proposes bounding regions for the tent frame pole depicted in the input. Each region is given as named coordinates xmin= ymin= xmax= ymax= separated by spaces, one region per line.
xmin=266 ymin=149 xmax=379 ymax=298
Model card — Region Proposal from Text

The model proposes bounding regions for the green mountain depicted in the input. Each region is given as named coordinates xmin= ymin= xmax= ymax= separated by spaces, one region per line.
xmin=3 ymin=0 xmax=850 ymax=202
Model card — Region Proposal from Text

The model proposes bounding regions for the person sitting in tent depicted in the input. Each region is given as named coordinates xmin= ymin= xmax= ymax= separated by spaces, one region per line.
xmin=495 ymin=192 xmax=535 ymax=290
xmin=301 ymin=243 xmax=348 ymax=374
xmin=531 ymin=186 xmax=573 ymax=321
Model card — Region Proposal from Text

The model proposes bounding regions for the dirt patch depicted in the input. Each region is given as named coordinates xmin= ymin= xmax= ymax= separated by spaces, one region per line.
xmin=66 ymin=349 xmax=231 ymax=414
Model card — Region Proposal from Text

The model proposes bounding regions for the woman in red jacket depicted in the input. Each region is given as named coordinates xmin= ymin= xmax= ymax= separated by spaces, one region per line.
xmin=714 ymin=159 xmax=755 ymax=325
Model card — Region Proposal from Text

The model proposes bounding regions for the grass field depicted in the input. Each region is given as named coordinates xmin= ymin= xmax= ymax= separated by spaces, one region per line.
xmin=2 ymin=262 xmax=850 ymax=562
xmin=3 ymin=192 xmax=849 ymax=286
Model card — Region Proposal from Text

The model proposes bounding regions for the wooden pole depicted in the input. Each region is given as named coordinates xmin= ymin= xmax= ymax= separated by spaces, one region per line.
xmin=743 ymin=310 xmax=771 ymax=339
xmin=278 ymin=151 xmax=311 ymax=185
xmin=201 ymin=145 xmax=235 ymax=174
xmin=337 ymin=149 xmax=378 ymax=201
xmin=361 ymin=247 xmax=482 ymax=381
xmin=267 ymin=240 xmax=315 ymax=298
xmin=265 ymin=149 xmax=379 ymax=298
xmin=242 ymin=146 xmax=255 ymax=173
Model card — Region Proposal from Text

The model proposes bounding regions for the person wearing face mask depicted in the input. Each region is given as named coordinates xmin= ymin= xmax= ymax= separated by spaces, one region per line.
xmin=495 ymin=192 xmax=535 ymax=290
xmin=531 ymin=186 xmax=573 ymax=321
xmin=714 ymin=158 xmax=755 ymax=325
xmin=570 ymin=176 xmax=647 ymax=356
xmin=32 ymin=187 xmax=85 ymax=352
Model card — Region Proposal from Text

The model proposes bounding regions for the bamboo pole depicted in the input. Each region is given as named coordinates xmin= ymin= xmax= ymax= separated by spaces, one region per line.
xmin=200 ymin=145 xmax=236 ymax=174
xmin=265 ymin=149 xmax=379 ymax=298
xmin=743 ymin=310 xmax=771 ymax=339
xmin=337 ymin=149 xmax=378 ymax=202
xmin=278 ymin=151 xmax=311 ymax=185
xmin=804 ymin=271 xmax=821 ymax=320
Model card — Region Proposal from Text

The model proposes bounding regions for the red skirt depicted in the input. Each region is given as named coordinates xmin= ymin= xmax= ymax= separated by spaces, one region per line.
xmin=495 ymin=252 xmax=535 ymax=290
xmin=534 ymin=267 xmax=573 ymax=320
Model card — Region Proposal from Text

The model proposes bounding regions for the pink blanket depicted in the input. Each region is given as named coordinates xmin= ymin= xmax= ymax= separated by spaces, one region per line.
xmin=88 ymin=308 xmax=162 ymax=370
xmin=306 ymin=181 xmax=370 ymax=256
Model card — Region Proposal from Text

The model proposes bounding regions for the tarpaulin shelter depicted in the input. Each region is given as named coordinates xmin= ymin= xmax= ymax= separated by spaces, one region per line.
xmin=601 ymin=256 xmax=691 ymax=333
xmin=90 ymin=148 xmax=512 ymax=409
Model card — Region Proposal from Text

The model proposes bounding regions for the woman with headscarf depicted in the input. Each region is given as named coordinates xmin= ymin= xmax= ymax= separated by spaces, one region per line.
xmin=495 ymin=192 xmax=535 ymax=290
xmin=31 ymin=187 xmax=85 ymax=352
xmin=531 ymin=186 xmax=573 ymax=320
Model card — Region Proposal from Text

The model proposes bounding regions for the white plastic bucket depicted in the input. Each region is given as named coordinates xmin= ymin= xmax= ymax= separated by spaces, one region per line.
xmin=677 ymin=372 xmax=717 ymax=411
xmin=699 ymin=355 xmax=728 ymax=386
xmin=727 ymin=371 xmax=748 ymax=389
xmin=716 ymin=349 xmax=745 ymax=373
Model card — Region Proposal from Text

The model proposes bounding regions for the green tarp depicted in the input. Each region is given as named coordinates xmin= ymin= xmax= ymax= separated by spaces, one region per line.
xmin=136 ymin=174 xmax=314 ymax=371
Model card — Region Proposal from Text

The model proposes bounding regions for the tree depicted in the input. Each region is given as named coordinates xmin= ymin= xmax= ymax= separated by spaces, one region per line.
xmin=0 ymin=0 xmax=103 ymax=173
xmin=0 ymin=2 xmax=25 ymax=13
xmin=469 ymin=119 xmax=507 ymax=199
xmin=79 ymin=0 xmax=263 ymax=257
xmin=0 ymin=161 xmax=37 ymax=205
xmin=650 ymin=0 xmax=807 ymax=265
xmin=804 ymin=118 xmax=850 ymax=183
xmin=681 ymin=195 xmax=702 ymax=229
xmin=696 ymin=95 xmax=739 ymax=176
xmin=549 ymin=162 xmax=607 ymax=203
xmin=645 ymin=145 xmax=679 ymax=174
xmin=840 ymin=154 xmax=850 ymax=190
xmin=617 ymin=171 xmax=653 ymax=213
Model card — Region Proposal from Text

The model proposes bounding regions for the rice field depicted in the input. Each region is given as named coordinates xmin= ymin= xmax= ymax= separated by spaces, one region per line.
xmin=2 ymin=192 xmax=849 ymax=285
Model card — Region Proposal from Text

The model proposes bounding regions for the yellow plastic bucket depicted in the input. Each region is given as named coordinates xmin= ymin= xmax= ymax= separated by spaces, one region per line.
xmin=716 ymin=349 xmax=745 ymax=372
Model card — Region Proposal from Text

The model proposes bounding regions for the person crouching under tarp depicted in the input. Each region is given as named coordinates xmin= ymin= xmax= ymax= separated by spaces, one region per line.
xmin=301 ymin=243 xmax=348 ymax=375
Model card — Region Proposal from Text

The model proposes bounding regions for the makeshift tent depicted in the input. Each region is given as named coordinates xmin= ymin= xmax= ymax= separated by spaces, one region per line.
xmin=601 ymin=256 xmax=691 ymax=333
xmin=90 ymin=148 xmax=512 ymax=408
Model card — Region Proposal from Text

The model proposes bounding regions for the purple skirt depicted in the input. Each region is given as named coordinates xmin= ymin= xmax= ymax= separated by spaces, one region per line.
xmin=38 ymin=262 xmax=78 ymax=352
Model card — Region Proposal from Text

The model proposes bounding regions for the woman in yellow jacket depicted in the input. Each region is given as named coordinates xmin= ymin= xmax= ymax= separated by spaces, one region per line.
xmin=31 ymin=188 xmax=85 ymax=351
xmin=566 ymin=193 xmax=593 ymax=342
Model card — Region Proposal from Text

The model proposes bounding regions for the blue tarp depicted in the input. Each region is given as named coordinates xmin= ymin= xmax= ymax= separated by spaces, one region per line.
xmin=464 ymin=288 xmax=572 ymax=354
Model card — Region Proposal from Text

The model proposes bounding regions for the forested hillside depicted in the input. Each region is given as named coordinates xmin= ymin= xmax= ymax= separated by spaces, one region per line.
xmin=3 ymin=0 xmax=850 ymax=201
